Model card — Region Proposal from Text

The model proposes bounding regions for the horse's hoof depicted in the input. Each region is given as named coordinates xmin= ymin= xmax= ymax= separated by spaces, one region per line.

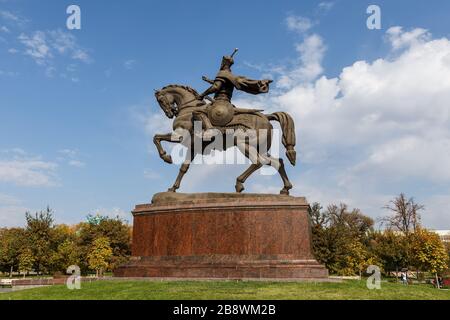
xmin=167 ymin=188 xmax=176 ymax=193
xmin=235 ymin=182 xmax=245 ymax=193
xmin=280 ymin=189 xmax=290 ymax=195
xmin=162 ymin=154 xmax=173 ymax=164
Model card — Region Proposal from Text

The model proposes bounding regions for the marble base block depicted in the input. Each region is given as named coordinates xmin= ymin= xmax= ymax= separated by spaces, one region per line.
xmin=114 ymin=192 xmax=328 ymax=279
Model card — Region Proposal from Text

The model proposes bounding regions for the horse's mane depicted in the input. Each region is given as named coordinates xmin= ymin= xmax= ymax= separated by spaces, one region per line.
xmin=160 ymin=84 xmax=201 ymax=99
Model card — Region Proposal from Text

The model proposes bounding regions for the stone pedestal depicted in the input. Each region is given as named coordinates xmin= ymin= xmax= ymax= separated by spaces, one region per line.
xmin=114 ymin=192 xmax=328 ymax=279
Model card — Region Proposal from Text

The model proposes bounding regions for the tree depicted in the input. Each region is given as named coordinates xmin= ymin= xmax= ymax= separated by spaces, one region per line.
xmin=444 ymin=241 xmax=450 ymax=270
xmin=411 ymin=229 xmax=448 ymax=288
xmin=77 ymin=215 xmax=131 ymax=273
xmin=25 ymin=207 xmax=56 ymax=274
xmin=308 ymin=203 xmax=331 ymax=265
xmin=381 ymin=194 xmax=424 ymax=235
xmin=308 ymin=202 xmax=375 ymax=276
xmin=50 ymin=239 xmax=80 ymax=273
xmin=380 ymin=194 xmax=426 ymax=278
xmin=18 ymin=248 xmax=35 ymax=278
xmin=344 ymin=241 xmax=379 ymax=278
xmin=47 ymin=224 xmax=78 ymax=273
xmin=370 ymin=230 xmax=409 ymax=278
xmin=0 ymin=228 xmax=27 ymax=277
xmin=87 ymin=237 xmax=113 ymax=277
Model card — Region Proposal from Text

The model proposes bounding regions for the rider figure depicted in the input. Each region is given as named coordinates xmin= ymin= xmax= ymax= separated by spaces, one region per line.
xmin=199 ymin=49 xmax=238 ymax=103
xmin=194 ymin=49 xmax=273 ymax=131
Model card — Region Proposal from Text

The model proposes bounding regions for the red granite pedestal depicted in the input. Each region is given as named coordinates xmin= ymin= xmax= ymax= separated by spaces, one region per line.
xmin=114 ymin=192 xmax=328 ymax=279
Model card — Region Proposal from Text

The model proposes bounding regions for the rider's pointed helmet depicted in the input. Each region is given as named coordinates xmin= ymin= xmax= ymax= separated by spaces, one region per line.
xmin=220 ymin=48 xmax=238 ymax=70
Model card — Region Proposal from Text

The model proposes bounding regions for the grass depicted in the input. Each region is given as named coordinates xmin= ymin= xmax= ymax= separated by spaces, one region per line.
xmin=0 ymin=279 xmax=449 ymax=300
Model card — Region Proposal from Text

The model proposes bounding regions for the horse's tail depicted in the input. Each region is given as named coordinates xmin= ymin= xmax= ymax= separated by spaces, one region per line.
xmin=267 ymin=112 xmax=296 ymax=166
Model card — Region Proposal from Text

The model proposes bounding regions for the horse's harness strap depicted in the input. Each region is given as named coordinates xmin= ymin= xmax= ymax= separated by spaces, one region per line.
xmin=177 ymin=96 xmax=214 ymax=109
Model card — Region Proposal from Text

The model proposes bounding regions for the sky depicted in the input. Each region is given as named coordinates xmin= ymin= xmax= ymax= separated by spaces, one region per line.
xmin=1 ymin=0 xmax=450 ymax=228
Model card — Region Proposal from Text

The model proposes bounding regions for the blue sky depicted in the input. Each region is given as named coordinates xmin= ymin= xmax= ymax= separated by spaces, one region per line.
xmin=1 ymin=0 xmax=450 ymax=228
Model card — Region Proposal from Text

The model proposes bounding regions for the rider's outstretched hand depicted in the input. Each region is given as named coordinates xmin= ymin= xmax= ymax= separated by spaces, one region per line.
xmin=202 ymin=76 xmax=214 ymax=84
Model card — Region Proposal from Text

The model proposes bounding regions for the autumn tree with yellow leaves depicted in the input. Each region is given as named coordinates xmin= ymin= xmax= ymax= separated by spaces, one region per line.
xmin=87 ymin=237 xmax=113 ymax=277
xmin=411 ymin=229 xmax=448 ymax=288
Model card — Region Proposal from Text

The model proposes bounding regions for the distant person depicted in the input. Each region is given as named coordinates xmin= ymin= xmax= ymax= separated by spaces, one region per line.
xmin=401 ymin=272 xmax=408 ymax=285
xmin=438 ymin=276 xmax=444 ymax=288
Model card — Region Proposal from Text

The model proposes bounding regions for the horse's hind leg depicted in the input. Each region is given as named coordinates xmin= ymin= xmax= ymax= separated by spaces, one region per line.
xmin=261 ymin=154 xmax=293 ymax=195
xmin=235 ymin=143 xmax=265 ymax=193
xmin=236 ymin=163 xmax=262 ymax=193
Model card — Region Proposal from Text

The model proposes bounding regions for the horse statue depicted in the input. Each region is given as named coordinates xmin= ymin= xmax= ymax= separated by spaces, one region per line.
xmin=153 ymin=84 xmax=297 ymax=195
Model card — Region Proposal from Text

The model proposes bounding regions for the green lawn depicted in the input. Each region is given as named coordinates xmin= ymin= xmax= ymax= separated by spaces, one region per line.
xmin=0 ymin=279 xmax=449 ymax=300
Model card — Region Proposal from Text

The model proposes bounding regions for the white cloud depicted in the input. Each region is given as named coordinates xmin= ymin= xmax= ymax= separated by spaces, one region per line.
xmin=48 ymin=29 xmax=76 ymax=54
xmin=424 ymin=195 xmax=450 ymax=229
xmin=0 ymin=25 xmax=9 ymax=33
xmin=66 ymin=64 xmax=77 ymax=72
xmin=248 ymin=183 xmax=282 ymax=195
xmin=68 ymin=160 xmax=85 ymax=168
xmin=386 ymin=26 xmax=431 ymax=50
xmin=45 ymin=66 xmax=56 ymax=77
xmin=352 ymin=136 xmax=450 ymax=182
xmin=273 ymin=27 xmax=450 ymax=173
xmin=18 ymin=31 xmax=52 ymax=65
xmin=71 ymin=49 xmax=90 ymax=63
xmin=0 ymin=159 xmax=58 ymax=186
xmin=18 ymin=29 xmax=91 ymax=66
xmin=0 ymin=149 xmax=58 ymax=186
xmin=124 ymin=59 xmax=136 ymax=70
xmin=0 ymin=205 xmax=28 ymax=227
xmin=178 ymin=161 xmax=246 ymax=193
xmin=0 ymin=10 xmax=26 ymax=25
xmin=0 ymin=194 xmax=27 ymax=227
xmin=0 ymin=69 xmax=18 ymax=76
xmin=59 ymin=149 xmax=78 ymax=157
xmin=286 ymin=15 xmax=314 ymax=34
xmin=132 ymin=106 xmax=173 ymax=138
xmin=131 ymin=105 xmax=174 ymax=159
xmin=89 ymin=207 xmax=131 ymax=223
xmin=144 ymin=169 xmax=160 ymax=180
xmin=318 ymin=2 xmax=334 ymax=12
xmin=0 ymin=193 xmax=20 ymax=206
xmin=0 ymin=10 xmax=19 ymax=21
xmin=277 ymin=34 xmax=326 ymax=88
xmin=238 ymin=26 xmax=450 ymax=228
xmin=58 ymin=149 xmax=86 ymax=168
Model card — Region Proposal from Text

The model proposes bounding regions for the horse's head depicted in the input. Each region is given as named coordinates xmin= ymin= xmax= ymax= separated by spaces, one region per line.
xmin=154 ymin=85 xmax=202 ymax=119
xmin=155 ymin=88 xmax=176 ymax=119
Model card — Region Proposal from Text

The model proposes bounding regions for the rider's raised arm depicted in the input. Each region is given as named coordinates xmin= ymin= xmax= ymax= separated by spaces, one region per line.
xmin=199 ymin=80 xmax=223 ymax=99
xmin=202 ymin=76 xmax=215 ymax=84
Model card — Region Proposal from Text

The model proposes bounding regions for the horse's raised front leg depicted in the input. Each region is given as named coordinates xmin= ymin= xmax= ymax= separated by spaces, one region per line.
xmin=153 ymin=133 xmax=180 ymax=164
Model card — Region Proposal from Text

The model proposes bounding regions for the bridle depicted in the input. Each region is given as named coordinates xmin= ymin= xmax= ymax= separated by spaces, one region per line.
xmin=156 ymin=93 xmax=177 ymax=117
xmin=157 ymin=91 xmax=213 ymax=117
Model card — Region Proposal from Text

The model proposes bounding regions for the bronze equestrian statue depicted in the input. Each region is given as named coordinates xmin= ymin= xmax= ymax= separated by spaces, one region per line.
xmin=153 ymin=49 xmax=297 ymax=195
